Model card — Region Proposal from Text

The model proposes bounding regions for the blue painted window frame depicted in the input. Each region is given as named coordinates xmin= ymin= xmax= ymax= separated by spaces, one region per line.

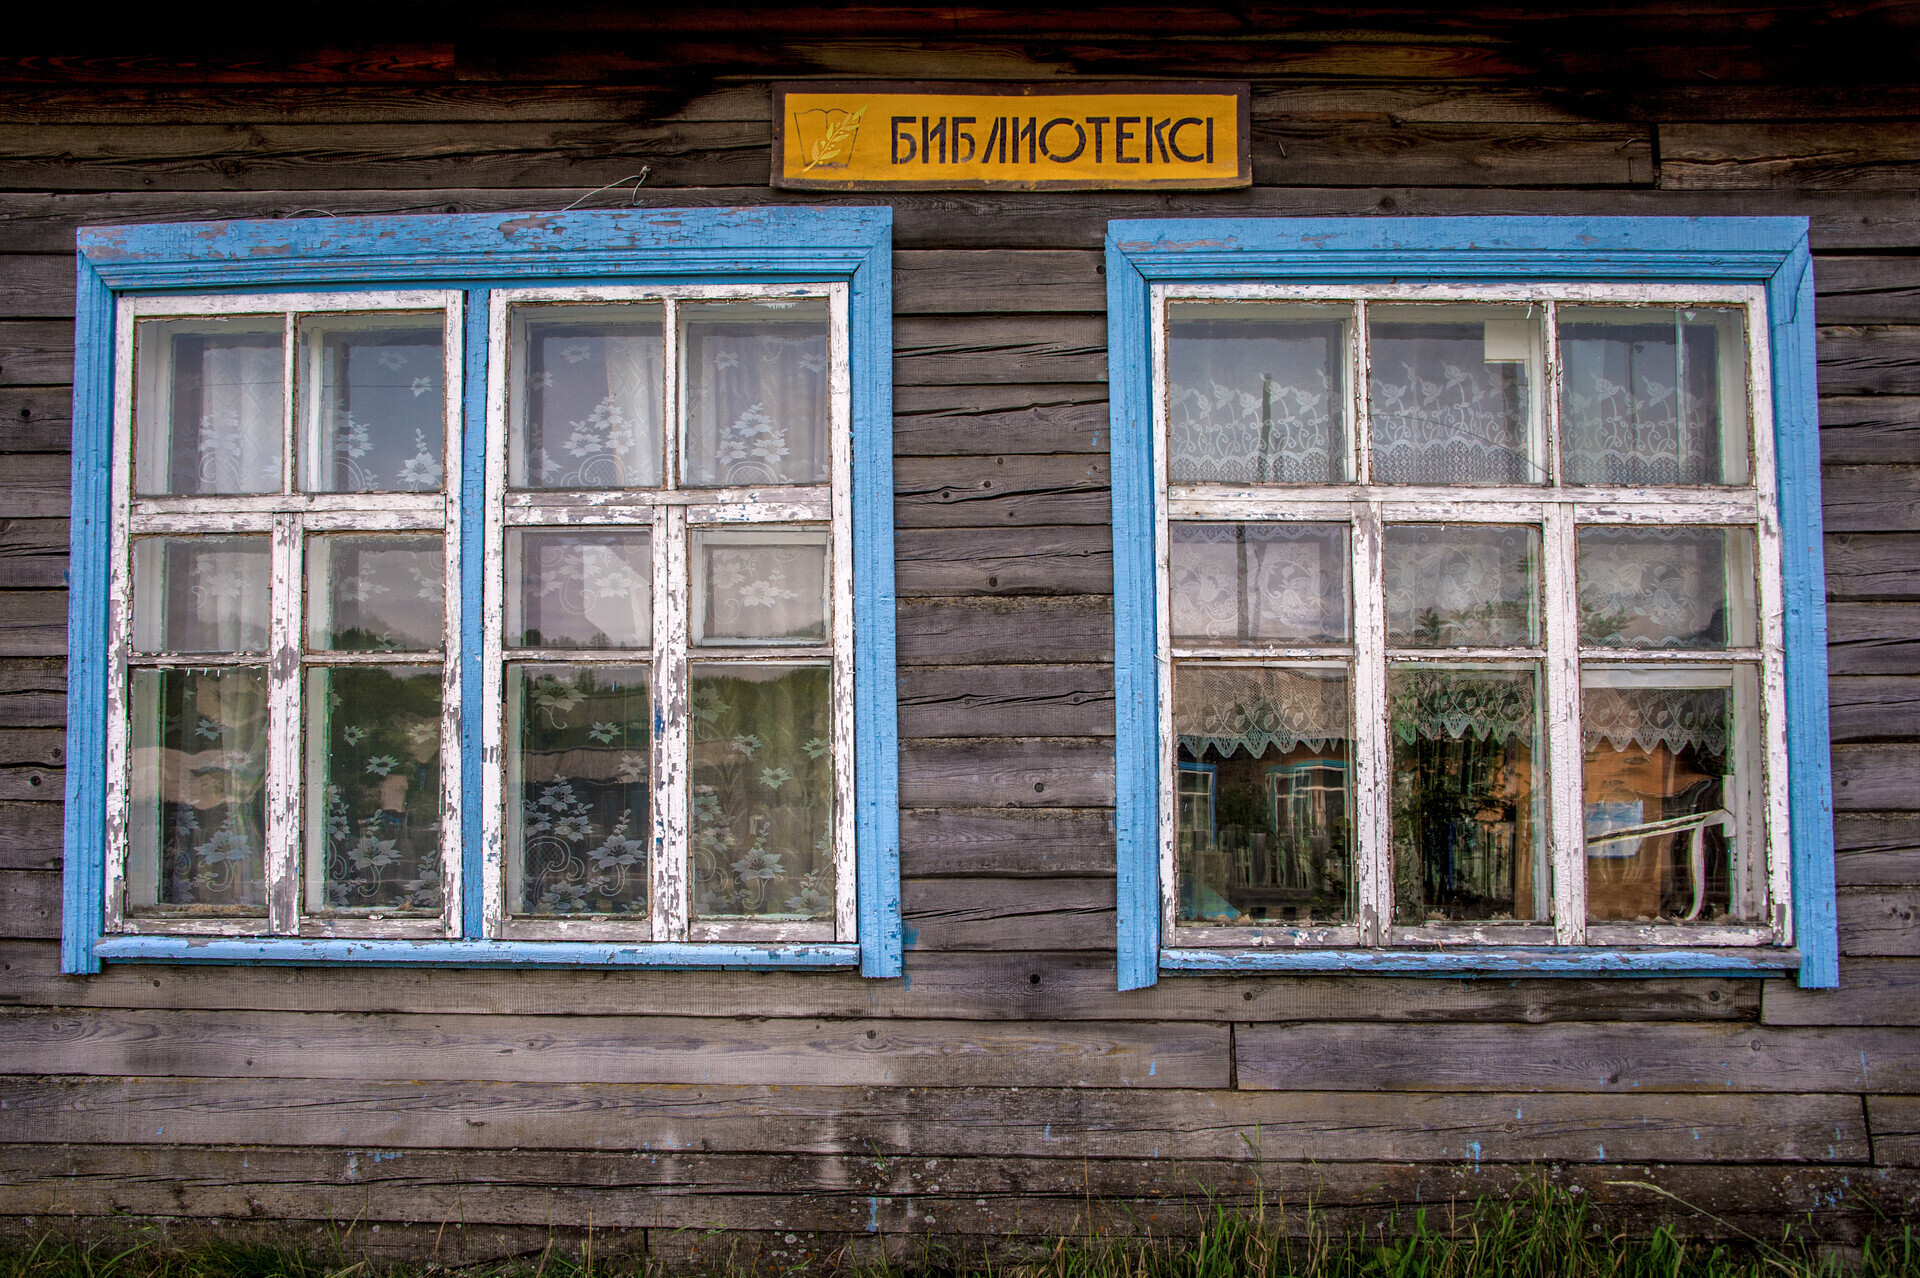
xmin=1107 ymin=216 xmax=1836 ymax=991
xmin=63 ymin=207 xmax=900 ymax=977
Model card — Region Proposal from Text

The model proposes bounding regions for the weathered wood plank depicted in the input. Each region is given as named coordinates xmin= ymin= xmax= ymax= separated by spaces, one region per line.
xmin=0 ymin=1008 xmax=1228 ymax=1088
xmin=0 ymin=47 xmax=456 ymax=85
xmin=0 ymin=1146 xmax=1906 ymax=1239
xmin=0 ymin=658 xmax=63 ymax=728
xmin=894 ymin=454 xmax=1109 ymax=529
xmin=0 ymin=455 xmax=70 ymax=520
xmin=2 ymin=588 xmax=72 ymax=657
xmin=0 ymin=727 xmax=64 ymax=768
xmin=1236 ymin=1022 xmax=1920 ymax=1093
xmin=0 ymin=1078 xmax=1862 ymax=1164
xmin=1819 ymin=325 xmax=1920 ymax=397
xmin=895 ymin=527 xmax=1112 ymax=597
xmin=0 ymin=520 xmax=68 ymax=590
xmin=0 ymin=83 xmax=771 ymax=126
xmin=0 ymin=255 xmax=70 ymax=319
xmin=3 ymin=188 xmax=1918 ymax=254
xmin=901 ymin=739 xmax=1114 ymax=809
xmin=0 ymin=322 xmax=74 ymax=389
xmin=1820 ymin=396 xmax=1920 ymax=466
xmin=0 ymin=938 xmax=1758 ymax=1023
xmin=1814 ymin=258 xmax=1920 ymax=326
xmin=1832 ymin=744 xmax=1920 ymax=811
xmin=1764 ymin=957 xmax=1920 ymax=1027
xmin=1250 ymin=120 xmax=1653 ymax=187
xmin=0 ymin=387 xmax=73 ymax=454
xmin=896 ymin=596 xmax=1111 ymax=665
xmin=894 ymin=385 xmax=1107 ymax=457
xmin=895 ymin=250 xmax=1102 ymax=316
xmin=1828 ymin=677 xmax=1920 ymax=742
xmin=899 ymin=665 xmax=1112 ymax=739
xmin=1828 ymin=604 xmax=1920 ymax=675
xmin=900 ymin=809 xmax=1115 ymax=877
xmin=1662 ymin=124 xmax=1920 ymax=191
xmin=1869 ymin=1094 xmax=1920 ymax=1167
xmin=0 ymin=868 xmax=59 ymax=939
xmin=0 ymin=801 xmax=60 ymax=871
xmin=0 ymin=765 xmax=60 ymax=802
xmin=0 ymin=123 xmax=774 ymax=191
xmin=1839 ymin=891 xmax=1920 ymax=957
xmin=1823 ymin=466 xmax=1920 ymax=533
xmin=1824 ymin=535 xmax=1920 ymax=602
xmin=1836 ymin=814 xmax=1920 ymax=887
xmin=905 ymin=876 xmax=1113 ymax=952
xmin=894 ymin=316 xmax=1107 ymax=387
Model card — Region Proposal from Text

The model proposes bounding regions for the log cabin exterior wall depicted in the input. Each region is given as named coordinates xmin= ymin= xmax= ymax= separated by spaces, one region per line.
xmin=0 ymin=5 xmax=1916 ymax=1264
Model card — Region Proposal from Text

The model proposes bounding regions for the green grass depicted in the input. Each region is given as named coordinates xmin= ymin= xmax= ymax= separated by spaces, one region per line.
xmin=4 ymin=1183 xmax=1916 ymax=1278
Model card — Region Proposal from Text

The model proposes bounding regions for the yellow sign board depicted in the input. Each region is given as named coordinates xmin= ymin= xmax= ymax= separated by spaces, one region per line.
xmin=773 ymin=82 xmax=1250 ymax=191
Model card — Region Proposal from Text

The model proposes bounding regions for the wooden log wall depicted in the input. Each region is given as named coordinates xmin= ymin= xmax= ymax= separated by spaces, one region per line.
xmin=1 ymin=6 xmax=1917 ymax=1266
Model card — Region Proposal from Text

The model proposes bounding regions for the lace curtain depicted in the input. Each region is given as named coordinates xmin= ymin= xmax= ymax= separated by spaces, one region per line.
xmin=1369 ymin=324 xmax=1537 ymax=484
xmin=1560 ymin=315 xmax=1727 ymax=486
xmin=701 ymin=539 xmax=828 ymax=643
xmin=1175 ymin=665 xmax=1349 ymax=758
xmin=1582 ymin=684 xmax=1730 ymax=757
xmin=1388 ymin=667 xmax=1537 ymax=745
xmin=684 ymin=322 xmax=829 ymax=486
xmin=1170 ymin=523 xmax=1348 ymax=644
xmin=1577 ymin=528 xmax=1732 ymax=648
xmin=178 ymin=334 xmax=282 ymax=495
xmin=1382 ymin=525 xmax=1537 ymax=647
xmin=520 ymin=326 xmax=665 ymax=488
xmin=1166 ymin=319 xmax=1345 ymax=483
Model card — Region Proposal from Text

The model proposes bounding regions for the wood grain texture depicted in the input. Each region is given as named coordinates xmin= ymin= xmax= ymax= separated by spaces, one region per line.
xmin=898 ymin=665 xmax=1112 ymax=739
xmin=1815 ymin=258 xmax=1920 ymax=326
xmin=1828 ymin=677 xmax=1920 ymax=742
xmin=0 ymin=83 xmax=772 ymax=126
xmin=0 ymin=455 xmax=69 ymax=520
xmin=1819 ymin=325 xmax=1920 ymax=397
xmin=1835 ymin=815 xmax=1920 ymax=887
xmin=894 ymin=386 xmax=1107 ymax=456
xmin=0 ymin=659 xmax=63 ymax=728
xmin=0 ymin=322 xmax=73 ymax=388
xmin=0 ymin=868 xmax=59 ymax=939
xmin=1869 ymin=1094 xmax=1920 ymax=1167
xmin=1824 ymin=535 xmax=1920 ymax=602
xmin=1235 ymin=1021 xmax=1920 ymax=1093
xmin=1764 ymin=958 xmax=1920 ymax=1027
xmin=0 ymin=939 xmax=1757 ymax=1023
xmin=1838 ymin=892 xmax=1920 ymax=957
xmin=894 ymin=315 xmax=1106 ymax=387
xmin=895 ymin=526 xmax=1111 ymax=597
xmin=1820 ymin=397 xmax=1920 ymax=465
xmin=901 ymin=738 xmax=1114 ymax=809
xmin=904 ymin=876 xmax=1114 ymax=952
xmin=0 ymin=520 xmax=68 ymax=590
xmin=1249 ymin=120 xmax=1653 ymax=188
xmin=0 ymin=1007 xmax=1228 ymax=1088
xmin=1832 ymin=744 xmax=1920 ymax=811
xmin=0 ymin=801 xmax=60 ymax=870
xmin=895 ymin=250 xmax=1102 ymax=316
xmin=0 ymin=255 xmax=71 ymax=319
xmin=896 ymin=596 xmax=1111 ymax=665
xmin=0 ymin=388 xmax=74 ymax=454
xmin=1661 ymin=124 xmax=1920 ymax=190
xmin=1823 ymin=467 xmax=1920 ymax=534
xmin=0 ymin=763 xmax=61 ymax=802
xmin=894 ymin=454 xmax=1109 ymax=529
xmin=1828 ymin=603 xmax=1920 ymax=675
xmin=0 ymin=1077 xmax=1863 ymax=1163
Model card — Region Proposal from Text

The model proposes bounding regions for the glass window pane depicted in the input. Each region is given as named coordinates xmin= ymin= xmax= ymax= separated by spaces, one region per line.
xmin=1384 ymin=524 xmax=1540 ymax=648
xmin=299 ymin=314 xmax=446 ymax=493
xmin=505 ymin=664 xmax=651 ymax=918
xmin=690 ymin=663 xmax=833 ymax=921
xmin=1173 ymin=665 xmax=1353 ymax=926
xmin=132 ymin=535 xmax=270 ymax=654
xmin=694 ymin=529 xmax=828 ymax=645
xmin=1169 ymin=522 xmax=1349 ymax=646
xmin=1577 ymin=527 xmax=1758 ymax=649
xmin=1167 ymin=302 xmax=1349 ymax=483
xmin=305 ymin=666 xmax=443 ymax=914
xmin=506 ymin=530 xmax=652 ymax=650
xmin=1388 ymin=665 xmax=1547 ymax=924
xmin=1582 ymin=667 xmax=1765 ymax=925
xmin=1559 ymin=306 xmax=1749 ymax=486
xmin=1369 ymin=305 xmax=1543 ymax=485
xmin=682 ymin=299 xmax=830 ymax=486
xmin=509 ymin=304 xmax=664 ymax=490
xmin=127 ymin=667 xmax=267 ymax=911
xmin=306 ymin=535 xmax=444 ymax=652
xmin=135 ymin=317 xmax=284 ymax=496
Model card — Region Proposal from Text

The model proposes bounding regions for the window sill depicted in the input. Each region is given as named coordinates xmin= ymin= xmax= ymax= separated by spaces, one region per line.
xmin=1159 ymin=946 xmax=1800 ymax=978
xmin=93 ymin=936 xmax=859 ymax=970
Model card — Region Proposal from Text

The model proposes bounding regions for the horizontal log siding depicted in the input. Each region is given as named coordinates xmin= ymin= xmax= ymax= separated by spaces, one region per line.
xmin=0 ymin=8 xmax=1917 ymax=1253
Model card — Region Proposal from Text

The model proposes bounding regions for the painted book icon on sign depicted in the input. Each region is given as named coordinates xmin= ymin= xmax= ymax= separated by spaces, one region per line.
xmin=793 ymin=106 xmax=866 ymax=171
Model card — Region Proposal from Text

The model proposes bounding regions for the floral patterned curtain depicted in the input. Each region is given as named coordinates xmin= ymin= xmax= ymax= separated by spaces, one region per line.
xmin=1368 ymin=324 xmax=1535 ymax=484
xmin=182 ymin=334 xmax=282 ymax=495
xmin=1388 ymin=667 xmax=1537 ymax=744
xmin=1166 ymin=318 xmax=1344 ymax=483
xmin=520 ymin=326 xmax=664 ymax=488
xmin=1174 ymin=665 xmax=1349 ymax=758
xmin=684 ymin=320 xmax=829 ymax=486
xmin=1560 ymin=316 xmax=1726 ymax=486
xmin=1577 ymin=528 xmax=1732 ymax=648
xmin=1582 ymin=684 xmax=1729 ymax=757
xmin=1169 ymin=523 xmax=1348 ymax=644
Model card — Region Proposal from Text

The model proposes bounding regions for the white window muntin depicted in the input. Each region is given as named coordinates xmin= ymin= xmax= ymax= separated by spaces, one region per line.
xmin=480 ymin=283 xmax=857 ymax=944
xmin=1150 ymin=280 xmax=1789 ymax=950
xmin=104 ymin=290 xmax=465 ymax=939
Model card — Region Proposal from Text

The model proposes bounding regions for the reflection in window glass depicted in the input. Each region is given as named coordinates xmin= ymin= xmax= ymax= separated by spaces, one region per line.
xmin=1384 ymin=524 xmax=1539 ymax=648
xmin=1166 ymin=303 xmax=1348 ymax=483
xmin=1170 ymin=522 xmax=1349 ymax=646
xmin=1174 ymin=665 xmax=1353 ymax=925
xmin=1369 ymin=306 xmax=1541 ymax=485
xmin=1582 ymin=667 xmax=1763 ymax=924
xmin=509 ymin=305 xmax=664 ymax=490
xmin=693 ymin=529 xmax=828 ymax=644
xmin=306 ymin=535 xmax=444 ymax=652
xmin=690 ymin=664 xmax=833 ymax=920
xmin=299 ymin=314 xmax=445 ymax=494
xmin=134 ymin=317 xmax=284 ymax=496
xmin=1578 ymin=527 xmax=1757 ymax=649
xmin=1559 ymin=306 xmax=1748 ymax=486
xmin=304 ymin=666 xmax=443 ymax=914
xmin=1388 ymin=665 xmax=1546 ymax=924
xmin=505 ymin=664 xmax=651 ymax=918
xmin=682 ymin=299 xmax=829 ymax=486
xmin=133 ymin=536 xmax=271 ymax=655
xmin=506 ymin=530 xmax=652 ymax=650
xmin=127 ymin=667 xmax=268 ymax=910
